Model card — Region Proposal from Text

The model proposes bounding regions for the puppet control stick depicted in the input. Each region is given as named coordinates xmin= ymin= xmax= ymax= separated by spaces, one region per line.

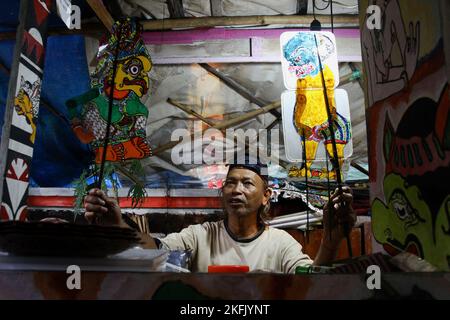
xmin=313 ymin=34 xmax=353 ymax=258
xmin=97 ymin=25 xmax=124 ymax=192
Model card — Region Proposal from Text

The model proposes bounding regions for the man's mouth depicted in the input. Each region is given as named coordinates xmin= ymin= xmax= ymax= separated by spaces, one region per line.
xmin=229 ymin=198 xmax=245 ymax=205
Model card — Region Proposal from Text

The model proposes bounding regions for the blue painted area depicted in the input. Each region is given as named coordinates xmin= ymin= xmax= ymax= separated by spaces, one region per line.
xmin=0 ymin=35 xmax=93 ymax=187
xmin=31 ymin=35 xmax=93 ymax=187
xmin=283 ymin=32 xmax=335 ymax=79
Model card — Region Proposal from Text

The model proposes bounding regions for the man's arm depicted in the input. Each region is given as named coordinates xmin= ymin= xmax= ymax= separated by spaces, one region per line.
xmin=312 ymin=186 xmax=356 ymax=266
xmin=84 ymin=188 xmax=158 ymax=249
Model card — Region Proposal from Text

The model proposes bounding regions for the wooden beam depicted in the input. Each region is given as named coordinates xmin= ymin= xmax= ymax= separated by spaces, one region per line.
xmin=140 ymin=14 xmax=359 ymax=30
xmin=0 ymin=15 xmax=360 ymax=40
xmin=210 ymin=0 xmax=223 ymax=16
xmin=86 ymin=0 xmax=114 ymax=33
xmin=167 ymin=0 xmax=185 ymax=18
xmin=199 ymin=63 xmax=281 ymax=118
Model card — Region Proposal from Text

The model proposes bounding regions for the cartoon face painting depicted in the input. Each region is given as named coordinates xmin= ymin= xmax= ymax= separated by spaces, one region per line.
xmin=282 ymin=32 xmax=337 ymax=87
xmin=104 ymin=55 xmax=152 ymax=99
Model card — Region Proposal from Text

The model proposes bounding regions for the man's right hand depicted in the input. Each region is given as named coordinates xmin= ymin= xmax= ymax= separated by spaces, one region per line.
xmin=84 ymin=188 xmax=127 ymax=227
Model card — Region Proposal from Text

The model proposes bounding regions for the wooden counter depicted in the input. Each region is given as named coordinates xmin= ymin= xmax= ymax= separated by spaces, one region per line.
xmin=0 ymin=271 xmax=448 ymax=300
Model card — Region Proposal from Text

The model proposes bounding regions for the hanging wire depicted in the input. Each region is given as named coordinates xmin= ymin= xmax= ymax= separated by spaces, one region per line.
xmin=301 ymin=129 xmax=310 ymax=243
xmin=312 ymin=0 xmax=316 ymax=19
xmin=330 ymin=0 xmax=334 ymax=33
xmin=324 ymin=135 xmax=333 ymax=240
xmin=313 ymin=0 xmax=331 ymax=11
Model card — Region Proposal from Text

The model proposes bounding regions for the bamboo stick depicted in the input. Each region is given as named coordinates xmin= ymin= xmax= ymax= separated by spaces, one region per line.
xmin=152 ymin=99 xmax=281 ymax=155
xmin=199 ymin=63 xmax=281 ymax=118
xmin=167 ymin=98 xmax=215 ymax=126
xmin=166 ymin=98 xmax=287 ymax=169
xmin=214 ymin=101 xmax=281 ymax=129
xmin=115 ymin=165 xmax=145 ymax=186
xmin=140 ymin=15 xmax=359 ymax=30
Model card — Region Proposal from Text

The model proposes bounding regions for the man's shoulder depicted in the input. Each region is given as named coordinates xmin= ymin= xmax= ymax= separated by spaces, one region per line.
xmin=266 ymin=225 xmax=297 ymax=241
xmin=184 ymin=220 xmax=224 ymax=232
xmin=200 ymin=220 xmax=224 ymax=230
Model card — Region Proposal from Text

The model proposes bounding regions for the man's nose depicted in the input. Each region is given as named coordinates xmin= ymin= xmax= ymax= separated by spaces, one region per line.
xmin=231 ymin=182 xmax=244 ymax=194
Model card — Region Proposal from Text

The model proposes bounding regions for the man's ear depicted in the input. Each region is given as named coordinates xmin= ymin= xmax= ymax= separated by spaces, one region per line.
xmin=262 ymin=188 xmax=272 ymax=205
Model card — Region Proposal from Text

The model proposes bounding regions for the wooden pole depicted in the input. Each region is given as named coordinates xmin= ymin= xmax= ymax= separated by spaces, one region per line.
xmin=86 ymin=0 xmax=114 ymax=33
xmin=140 ymin=14 xmax=359 ymax=30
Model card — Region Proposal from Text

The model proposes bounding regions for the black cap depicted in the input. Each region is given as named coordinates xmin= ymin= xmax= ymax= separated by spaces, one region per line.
xmin=226 ymin=153 xmax=268 ymax=182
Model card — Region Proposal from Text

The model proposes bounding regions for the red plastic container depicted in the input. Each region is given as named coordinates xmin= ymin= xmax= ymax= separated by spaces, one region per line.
xmin=208 ymin=265 xmax=250 ymax=273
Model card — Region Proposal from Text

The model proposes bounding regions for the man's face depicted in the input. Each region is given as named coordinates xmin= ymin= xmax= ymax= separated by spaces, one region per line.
xmin=222 ymin=168 xmax=271 ymax=219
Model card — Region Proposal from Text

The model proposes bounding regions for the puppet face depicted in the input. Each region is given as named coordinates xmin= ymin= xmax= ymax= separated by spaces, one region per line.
xmin=104 ymin=55 xmax=152 ymax=98
xmin=116 ymin=55 xmax=151 ymax=97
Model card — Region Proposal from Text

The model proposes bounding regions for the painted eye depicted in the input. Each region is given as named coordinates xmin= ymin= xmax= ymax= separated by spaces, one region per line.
xmin=127 ymin=59 xmax=143 ymax=76
xmin=129 ymin=65 xmax=140 ymax=75
xmin=390 ymin=191 xmax=409 ymax=220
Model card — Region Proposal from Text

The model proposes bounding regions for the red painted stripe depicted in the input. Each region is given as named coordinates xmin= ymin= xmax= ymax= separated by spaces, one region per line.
xmin=27 ymin=196 xmax=222 ymax=209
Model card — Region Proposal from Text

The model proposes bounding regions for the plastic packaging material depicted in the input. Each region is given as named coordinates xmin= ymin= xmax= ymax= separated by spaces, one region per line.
xmin=167 ymin=249 xmax=192 ymax=270
xmin=295 ymin=265 xmax=334 ymax=274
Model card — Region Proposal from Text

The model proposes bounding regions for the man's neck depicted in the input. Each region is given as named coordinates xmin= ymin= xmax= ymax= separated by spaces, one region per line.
xmin=226 ymin=214 xmax=261 ymax=239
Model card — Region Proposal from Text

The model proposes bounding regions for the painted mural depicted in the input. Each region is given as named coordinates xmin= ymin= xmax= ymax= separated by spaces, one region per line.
xmin=280 ymin=31 xmax=352 ymax=180
xmin=361 ymin=0 xmax=450 ymax=270
xmin=66 ymin=18 xmax=152 ymax=164
xmin=0 ymin=0 xmax=52 ymax=221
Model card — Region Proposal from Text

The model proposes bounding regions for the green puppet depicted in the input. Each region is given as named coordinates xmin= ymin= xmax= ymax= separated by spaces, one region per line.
xmin=67 ymin=18 xmax=152 ymax=163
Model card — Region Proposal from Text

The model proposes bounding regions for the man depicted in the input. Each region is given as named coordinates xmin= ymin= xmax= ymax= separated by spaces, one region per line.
xmin=84 ymin=162 xmax=355 ymax=273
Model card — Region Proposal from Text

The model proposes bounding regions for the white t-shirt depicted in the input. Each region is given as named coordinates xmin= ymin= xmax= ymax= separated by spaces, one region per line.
xmin=158 ymin=220 xmax=313 ymax=273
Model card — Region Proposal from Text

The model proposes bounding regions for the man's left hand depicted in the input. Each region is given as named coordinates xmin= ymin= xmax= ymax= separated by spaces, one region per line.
xmin=321 ymin=186 xmax=356 ymax=250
